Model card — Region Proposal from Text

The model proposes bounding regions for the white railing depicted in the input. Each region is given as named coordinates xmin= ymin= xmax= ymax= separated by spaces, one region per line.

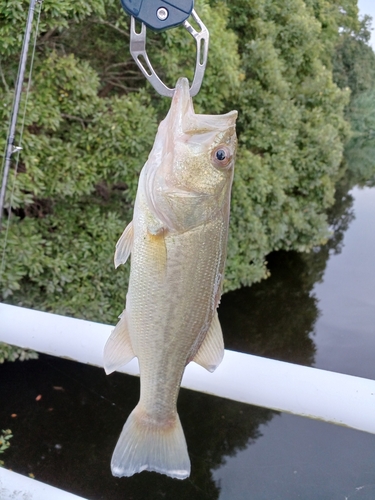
xmin=0 ymin=467 xmax=87 ymax=500
xmin=1 ymin=302 xmax=375 ymax=498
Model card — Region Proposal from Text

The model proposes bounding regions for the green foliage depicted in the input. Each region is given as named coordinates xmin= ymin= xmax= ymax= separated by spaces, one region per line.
xmin=333 ymin=15 xmax=375 ymax=97
xmin=344 ymin=89 xmax=375 ymax=186
xmin=0 ymin=0 xmax=359 ymax=323
xmin=303 ymin=0 xmax=359 ymax=65
xmin=0 ymin=343 xmax=38 ymax=363
xmin=1 ymin=47 xmax=158 ymax=322
xmin=0 ymin=429 xmax=12 ymax=451
xmin=222 ymin=0 xmax=349 ymax=289
xmin=330 ymin=11 xmax=375 ymax=188
xmin=0 ymin=429 xmax=13 ymax=467
xmin=347 ymin=88 xmax=375 ymax=138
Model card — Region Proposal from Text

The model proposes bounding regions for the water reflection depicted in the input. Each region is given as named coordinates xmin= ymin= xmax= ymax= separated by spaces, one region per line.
xmin=211 ymin=144 xmax=375 ymax=496
xmin=219 ymin=176 xmax=357 ymax=367
xmin=220 ymin=251 xmax=318 ymax=367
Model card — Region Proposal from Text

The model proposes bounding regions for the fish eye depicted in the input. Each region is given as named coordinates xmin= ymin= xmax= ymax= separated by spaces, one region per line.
xmin=216 ymin=149 xmax=226 ymax=161
xmin=212 ymin=146 xmax=232 ymax=169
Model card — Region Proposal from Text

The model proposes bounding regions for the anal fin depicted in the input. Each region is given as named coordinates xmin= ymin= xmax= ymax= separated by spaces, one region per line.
xmin=193 ymin=311 xmax=224 ymax=372
xmin=104 ymin=310 xmax=135 ymax=375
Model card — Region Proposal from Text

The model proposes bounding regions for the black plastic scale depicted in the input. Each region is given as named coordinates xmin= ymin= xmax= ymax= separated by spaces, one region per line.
xmin=120 ymin=0 xmax=194 ymax=31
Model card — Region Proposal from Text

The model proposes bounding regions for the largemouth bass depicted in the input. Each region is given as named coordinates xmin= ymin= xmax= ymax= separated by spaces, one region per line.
xmin=103 ymin=77 xmax=237 ymax=479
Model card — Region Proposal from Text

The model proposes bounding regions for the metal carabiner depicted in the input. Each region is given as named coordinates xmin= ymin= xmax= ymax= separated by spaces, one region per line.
xmin=128 ymin=9 xmax=209 ymax=97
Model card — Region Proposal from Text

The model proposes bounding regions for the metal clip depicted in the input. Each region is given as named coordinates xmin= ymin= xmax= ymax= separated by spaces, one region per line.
xmin=129 ymin=9 xmax=209 ymax=97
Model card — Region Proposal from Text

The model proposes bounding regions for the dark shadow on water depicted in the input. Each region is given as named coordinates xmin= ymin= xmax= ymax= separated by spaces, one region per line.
xmin=220 ymin=251 xmax=318 ymax=367
xmin=0 ymin=355 xmax=276 ymax=500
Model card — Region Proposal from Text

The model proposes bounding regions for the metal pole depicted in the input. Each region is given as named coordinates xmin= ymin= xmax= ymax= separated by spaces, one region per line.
xmin=0 ymin=0 xmax=38 ymax=229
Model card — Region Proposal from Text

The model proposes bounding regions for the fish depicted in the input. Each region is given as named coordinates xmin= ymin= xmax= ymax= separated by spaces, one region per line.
xmin=103 ymin=77 xmax=237 ymax=480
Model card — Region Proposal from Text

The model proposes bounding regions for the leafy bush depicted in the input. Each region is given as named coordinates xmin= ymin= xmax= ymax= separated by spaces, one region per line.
xmin=0 ymin=343 xmax=37 ymax=363
xmin=344 ymin=89 xmax=375 ymax=186
xmin=0 ymin=0 xmax=359 ymax=324
xmin=0 ymin=429 xmax=13 ymax=467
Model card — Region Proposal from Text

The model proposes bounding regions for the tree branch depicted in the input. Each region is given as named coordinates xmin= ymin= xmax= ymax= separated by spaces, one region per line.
xmin=0 ymin=59 xmax=10 ymax=93
xmin=38 ymin=27 xmax=58 ymax=44
xmin=61 ymin=114 xmax=92 ymax=128
xmin=92 ymin=19 xmax=129 ymax=38
xmin=106 ymin=80 xmax=139 ymax=92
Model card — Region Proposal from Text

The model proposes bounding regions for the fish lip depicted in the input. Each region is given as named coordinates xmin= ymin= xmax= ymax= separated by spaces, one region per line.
xmin=169 ymin=78 xmax=194 ymax=132
xmin=173 ymin=77 xmax=191 ymax=106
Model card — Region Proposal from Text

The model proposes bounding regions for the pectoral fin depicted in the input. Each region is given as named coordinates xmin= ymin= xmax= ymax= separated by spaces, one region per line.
xmin=103 ymin=311 xmax=135 ymax=375
xmin=114 ymin=221 xmax=134 ymax=269
xmin=193 ymin=311 xmax=224 ymax=372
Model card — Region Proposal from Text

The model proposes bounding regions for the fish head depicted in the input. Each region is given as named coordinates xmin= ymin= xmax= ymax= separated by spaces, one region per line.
xmin=143 ymin=77 xmax=237 ymax=233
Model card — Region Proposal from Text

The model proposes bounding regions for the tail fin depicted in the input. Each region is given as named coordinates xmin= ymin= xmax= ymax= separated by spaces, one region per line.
xmin=111 ymin=405 xmax=190 ymax=480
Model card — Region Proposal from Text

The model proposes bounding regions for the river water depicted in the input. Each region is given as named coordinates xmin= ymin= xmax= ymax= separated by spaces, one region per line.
xmin=1 ymin=187 xmax=375 ymax=499
xmin=214 ymin=186 xmax=375 ymax=499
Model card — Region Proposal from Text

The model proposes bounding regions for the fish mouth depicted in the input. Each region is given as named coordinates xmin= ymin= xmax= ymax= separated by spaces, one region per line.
xmin=169 ymin=78 xmax=195 ymax=132
xmin=170 ymin=78 xmax=237 ymax=133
